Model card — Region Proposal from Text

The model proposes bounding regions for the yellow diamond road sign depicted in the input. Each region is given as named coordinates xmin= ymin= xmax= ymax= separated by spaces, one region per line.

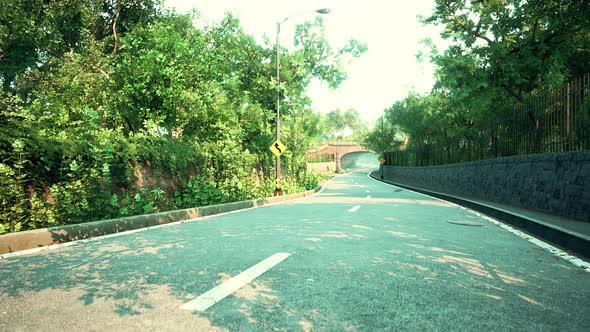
xmin=269 ymin=140 xmax=286 ymax=157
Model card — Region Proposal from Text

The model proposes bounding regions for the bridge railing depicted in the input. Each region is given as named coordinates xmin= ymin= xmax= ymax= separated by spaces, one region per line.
xmin=307 ymin=154 xmax=336 ymax=163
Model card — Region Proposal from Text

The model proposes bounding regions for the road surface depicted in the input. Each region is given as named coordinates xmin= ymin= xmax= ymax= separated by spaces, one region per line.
xmin=1 ymin=170 xmax=589 ymax=331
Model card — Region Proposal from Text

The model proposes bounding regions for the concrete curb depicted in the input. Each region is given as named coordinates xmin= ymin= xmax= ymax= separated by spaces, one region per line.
xmin=370 ymin=172 xmax=590 ymax=259
xmin=0 ymin=185 xmax=323 ymax=255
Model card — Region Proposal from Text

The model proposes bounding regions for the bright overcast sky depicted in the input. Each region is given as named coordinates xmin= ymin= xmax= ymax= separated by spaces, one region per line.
xmin=164 ymin=0 xmax=448 ymax=126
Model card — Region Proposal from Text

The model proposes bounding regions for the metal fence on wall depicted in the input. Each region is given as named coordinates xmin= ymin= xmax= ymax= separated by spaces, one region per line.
xmin=384 ymin=74 xmax=590 ymax=167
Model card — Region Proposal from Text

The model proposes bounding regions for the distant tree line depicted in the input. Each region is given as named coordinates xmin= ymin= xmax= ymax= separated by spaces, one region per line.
xmin=319 ymin=108 xmax=369 ymax=143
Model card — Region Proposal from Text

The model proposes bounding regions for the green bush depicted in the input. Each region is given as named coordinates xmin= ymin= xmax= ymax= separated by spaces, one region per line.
xmin=0 ymin=163 xmax=26 ymax=234
xmin=0 ymin=140 xmax=57 ymax=234
xmin=279 ymin=177 xmax=306 ymax=195
xmin=0 ymin=128 xmax=320 ymax=234
xmin=303 ymin=170 xmax=326 ymax=190
xmin=178 ymin=171 xmax=224 ymax=208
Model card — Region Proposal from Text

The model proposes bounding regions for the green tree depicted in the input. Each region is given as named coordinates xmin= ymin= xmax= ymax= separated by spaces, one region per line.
xmin=0 ymin=0 xmax=163 ymax=93
xmin=424 ymin=0 xmax=590 ymax=100
xmin=363 ymin=115 xmax=401 ymax=155
xmin=320 ymin=108 xmax=368 ymax=142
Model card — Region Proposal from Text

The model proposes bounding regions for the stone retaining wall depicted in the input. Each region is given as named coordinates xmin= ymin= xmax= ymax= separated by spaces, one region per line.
xmin=381 ymin=151 xmax=590 ymax=221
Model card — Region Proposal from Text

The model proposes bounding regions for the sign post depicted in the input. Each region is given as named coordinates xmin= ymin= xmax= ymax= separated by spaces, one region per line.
xmin=269 ymin=140 xmax=287 ymax=196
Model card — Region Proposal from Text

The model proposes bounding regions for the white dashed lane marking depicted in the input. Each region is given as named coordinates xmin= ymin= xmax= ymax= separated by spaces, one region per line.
xmin=348 ymin=205 xmax=361 ymax=213
xmin=180 ymin=252 xmax=291 ymax=312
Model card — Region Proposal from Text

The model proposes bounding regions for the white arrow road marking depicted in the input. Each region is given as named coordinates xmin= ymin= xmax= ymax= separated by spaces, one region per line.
xmin=348 ymin=205 xmax=361 ymax=213
xmin=180 ymin=252 xmax=291 ymax=312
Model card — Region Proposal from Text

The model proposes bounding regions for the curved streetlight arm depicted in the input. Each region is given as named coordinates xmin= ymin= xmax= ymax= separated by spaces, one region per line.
xmin=278 ymin=8 xmax=330 ymax=25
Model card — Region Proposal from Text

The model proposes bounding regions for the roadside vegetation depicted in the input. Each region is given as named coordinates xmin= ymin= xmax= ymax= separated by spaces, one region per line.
xmin=365 ymin=0 xmax=590 ymax=157
xmin=0 ymin=0 xmax=366 ymax=233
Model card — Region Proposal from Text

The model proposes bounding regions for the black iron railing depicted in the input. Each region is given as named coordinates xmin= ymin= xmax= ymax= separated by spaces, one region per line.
xmin=384 ymin=74 xmax=590 ymax=166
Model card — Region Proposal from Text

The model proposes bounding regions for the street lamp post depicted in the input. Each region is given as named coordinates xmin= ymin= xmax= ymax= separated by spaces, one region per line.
xmin=274 ymin=8 xmax=330 ymax=195
xmin=381 ymin=114 xmax=385 ymax=180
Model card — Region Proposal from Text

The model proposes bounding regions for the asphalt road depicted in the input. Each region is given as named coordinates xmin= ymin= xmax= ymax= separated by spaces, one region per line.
xmin=1 ymin=170 xmax=589 ymax=331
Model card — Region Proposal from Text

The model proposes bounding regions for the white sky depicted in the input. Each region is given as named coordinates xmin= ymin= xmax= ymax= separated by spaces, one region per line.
xmin=164 ymin=0 xmax=448 ymax=126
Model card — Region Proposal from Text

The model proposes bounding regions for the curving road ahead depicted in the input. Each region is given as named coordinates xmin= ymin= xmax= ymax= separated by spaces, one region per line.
xmin=1 ymin=168 xmax=589 ymax=331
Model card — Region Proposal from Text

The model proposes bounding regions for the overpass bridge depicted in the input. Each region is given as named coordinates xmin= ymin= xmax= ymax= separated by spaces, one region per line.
xmin=306 ymin=142 xmax=373 ymax=172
